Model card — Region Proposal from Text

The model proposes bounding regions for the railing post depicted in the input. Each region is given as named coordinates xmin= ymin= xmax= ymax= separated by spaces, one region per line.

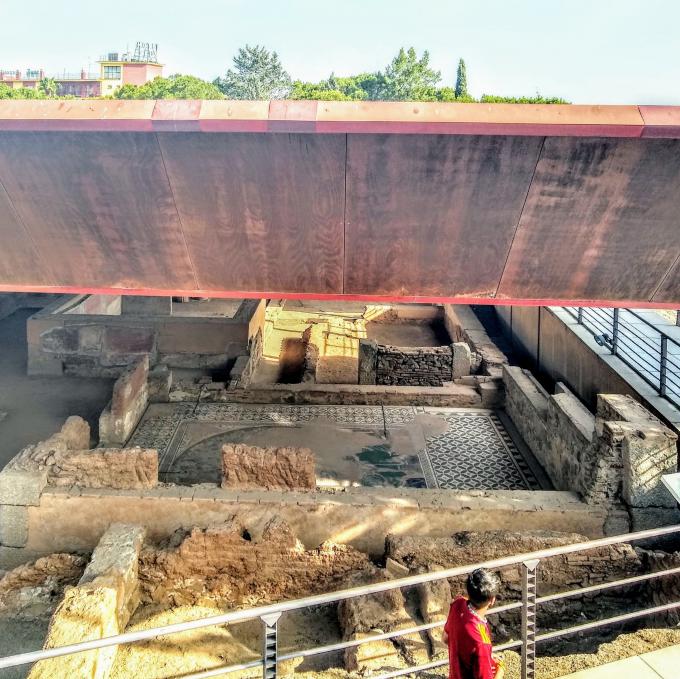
xmin=261 ymin=612 xmax=282 ymax=679
xmin=612 ymin=308 xmax=619 ymax=355
xmin=661 ymin=336 xmax=668 ymax=396
xmin=521 ymin=559 xmax=540 ymax=679
xmin=577 ymin=307 xmax=583 ymax=324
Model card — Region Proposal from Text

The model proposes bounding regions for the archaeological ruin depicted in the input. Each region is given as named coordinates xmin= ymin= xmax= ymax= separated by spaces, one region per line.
xmin=0 ymin=101 xmax=680 ymax=678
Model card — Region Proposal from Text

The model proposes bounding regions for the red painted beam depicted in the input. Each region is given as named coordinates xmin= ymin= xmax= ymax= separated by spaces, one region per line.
xmin=1 ymin=99 xmax=674 ymax=136
xmin=1 ymin=283 xmax=679 ymax=311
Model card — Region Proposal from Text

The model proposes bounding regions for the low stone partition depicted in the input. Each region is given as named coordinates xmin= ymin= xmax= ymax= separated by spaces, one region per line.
xmin=28 ymin=523 xmax=145 ymax=679
xmin=99 ymin=356 xmax=149 ymax=445
xmin=444 ymin=305 xmax=508 ymax=376
xmin=0 ymin=486 xmax=606 ymax=568
xmin=359 ymin=340 xmax=472 ymax=387
xmin=503 ymin=365 xmax=679 ymax=532
xmin=174 ymin=380 xmax=493 ymax=408
xmin=222 ymin=444 xmax=316 ymax=490
xmin=0 ymin=417 xmax=158 ymax=552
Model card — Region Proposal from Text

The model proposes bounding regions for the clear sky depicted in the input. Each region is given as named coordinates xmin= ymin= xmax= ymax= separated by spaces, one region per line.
xmin=2 ymin=0 xmax=678 ymax=104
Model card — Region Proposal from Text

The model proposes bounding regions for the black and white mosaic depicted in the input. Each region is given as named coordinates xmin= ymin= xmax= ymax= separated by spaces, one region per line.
xmin=419 ymin=410 xmax=540 ymax=490
xmin=127 ymin=403 xmax=541 ymax=490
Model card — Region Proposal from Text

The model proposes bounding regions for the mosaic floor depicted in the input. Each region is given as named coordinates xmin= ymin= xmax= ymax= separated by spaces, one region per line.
xmin=128 ymin=403 xmax=546 ymax=490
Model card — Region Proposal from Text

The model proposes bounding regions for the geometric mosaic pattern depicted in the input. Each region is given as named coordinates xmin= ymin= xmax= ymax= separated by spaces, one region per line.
xmin=418 ymin=411 xmax=540 ymax=490
xmin=127 ymin=403 xmax=541 ymax=491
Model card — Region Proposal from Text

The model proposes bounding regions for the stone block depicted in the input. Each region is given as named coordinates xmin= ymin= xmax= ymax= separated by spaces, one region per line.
xmin=478 ymin=380 xmax=503 ymax=408
xmin=148 ymin=365 xmax=172 ymax=403
xmin=0 ymin=468 xmax=48 ymax=506
xmin=0 ymin=505 xmax=29 ymax=547
xmin=60 ymin=416 xmax=91 ymax=451
xmin=99 ymin=356 xmax=149 ymax=445
xmin=28 ymin=524 xmax=145 ymax=679
xmin=622 ymin=428 xmax=678 ymax=508
xmin=358 ymin=339 xmax=378 ymax=385
xmin=48 ymin=449 xmax=158 ymax=490
xmin=80 ymin=523 xmax=146 ymax=628
xmin=344 ymin=632 xmax=401 ymax=672
xmin=451 ymin=342 xmax=472 ymax=378
xmin=222 ymin=444 xmax=315 ymax=490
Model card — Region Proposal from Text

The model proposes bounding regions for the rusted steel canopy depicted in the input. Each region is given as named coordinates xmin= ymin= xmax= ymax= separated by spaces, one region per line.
xmin=0 ymin=100 xmax=679 ymax=307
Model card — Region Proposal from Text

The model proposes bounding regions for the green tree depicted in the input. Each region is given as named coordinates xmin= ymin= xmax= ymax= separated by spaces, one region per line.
xmin=214 ymin=45 xmax=291 ymax=99
xmin=114 ymin=74 xmax=223 ymax=99
xmin=379 ymin=47 xmax=441 ymax=101
xmin=454 ymin=59 xmax=468 ymax=99
xmin=38 ymin=77 xmax=59 ymax=98
xmin=0 ymin=83 xmax=44 ymax=99
xmin=479 ymin=93 xmax=569 ymax=103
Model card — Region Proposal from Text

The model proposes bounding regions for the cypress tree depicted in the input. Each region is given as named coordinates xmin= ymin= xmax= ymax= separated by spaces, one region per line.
xmin=455 ymin=58 xmax=468 ymax=99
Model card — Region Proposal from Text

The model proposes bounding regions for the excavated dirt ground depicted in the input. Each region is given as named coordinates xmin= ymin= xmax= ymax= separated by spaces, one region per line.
xmin=108 ymin=606 xmax=680 ymax=679
xmin=2 ymin=528 xmax=680 ymax=679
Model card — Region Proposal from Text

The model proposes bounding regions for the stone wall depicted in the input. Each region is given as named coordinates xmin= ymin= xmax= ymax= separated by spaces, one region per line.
xmin=0 ymin=417 xmax=158 ymax=552
xmin=496 ymin=306 xmax=680 ymax=435
xmin=1 ymin=486 xmax=605 ymax=568
xmin=26 ymin=296 xmax=264 ymax=377
xmin=99 ymin=356 xmax=149 ymax=445
xmin=376 ymin=345 xmax=455 ymax=386
xmin=386 ymin=530 xmax=645 ymax=639
xmin=444 ymin=305 xmax=508 ymax=376
xmin=28 ymin=523 xmax=145 ymax=679
xmin=504 ymin=365 xmax=679 ymax=532
xmin=221 ymin=444 xmax=316 ymax=490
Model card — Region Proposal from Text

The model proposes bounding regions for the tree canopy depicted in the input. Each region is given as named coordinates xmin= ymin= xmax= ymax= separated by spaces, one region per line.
xmin=214 ymin=45 xmax=291 ymax=100
xmin=114 ymin=74 xmax=223 ymax=99
xmin=1 ymin=45 xmax=568 ymax=103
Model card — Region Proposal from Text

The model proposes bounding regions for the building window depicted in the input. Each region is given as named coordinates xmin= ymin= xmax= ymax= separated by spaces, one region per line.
xmin=103 ymin=65 xmax=121 ymax=79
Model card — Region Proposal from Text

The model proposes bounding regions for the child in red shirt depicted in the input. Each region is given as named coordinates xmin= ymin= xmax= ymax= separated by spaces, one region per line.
xmin=443 ymin=568 xmax=505 ymax=679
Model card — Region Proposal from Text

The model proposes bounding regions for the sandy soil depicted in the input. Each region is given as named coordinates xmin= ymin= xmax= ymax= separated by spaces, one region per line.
xmin=109 ymin=601 xmax=680 ymax=679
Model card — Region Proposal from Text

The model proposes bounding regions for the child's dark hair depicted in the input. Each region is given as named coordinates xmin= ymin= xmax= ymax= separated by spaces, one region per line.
xmin=466 ymin=568 xmax=500 ymax=608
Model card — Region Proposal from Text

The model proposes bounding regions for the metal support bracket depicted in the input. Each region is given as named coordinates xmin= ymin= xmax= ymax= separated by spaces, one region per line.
xmin=261 ymin=612 xmax=282 ymax=679
xmin=521 ymin=559 xmax=540 ymax=679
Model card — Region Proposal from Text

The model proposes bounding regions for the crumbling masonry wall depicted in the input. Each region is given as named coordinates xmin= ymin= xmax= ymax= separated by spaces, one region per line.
xmin=0 ymin=416 xmax=158 ymax=552
xmin=503 ymin=365 xmax=679 ymax=532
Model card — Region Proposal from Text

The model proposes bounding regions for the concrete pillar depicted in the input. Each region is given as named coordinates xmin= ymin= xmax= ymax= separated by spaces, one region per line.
xmin=121 ymin=295 xmax=172 ymax=316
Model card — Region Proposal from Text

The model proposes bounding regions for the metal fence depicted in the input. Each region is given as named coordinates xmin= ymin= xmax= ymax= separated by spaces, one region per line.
xmin=1 ymin=525 xmax=680 ymax=679
xmin=564 ymin=307 xmax=680 ymax=407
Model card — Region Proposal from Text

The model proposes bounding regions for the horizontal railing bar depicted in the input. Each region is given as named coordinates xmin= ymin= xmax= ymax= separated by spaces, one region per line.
xmin=277 ymin=603 xmax=523 ymax=662
xmin=1 ymin=524 xmax=679 ymax=670
xmin=537 ymin=565 xmax=680 ymax=604
xmin=536 ymin=600 xmax=680 ymax=643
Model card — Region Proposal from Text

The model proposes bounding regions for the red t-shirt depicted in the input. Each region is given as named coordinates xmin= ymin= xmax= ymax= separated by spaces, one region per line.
xmin=444 ymin=597 xmax=496 ymax=679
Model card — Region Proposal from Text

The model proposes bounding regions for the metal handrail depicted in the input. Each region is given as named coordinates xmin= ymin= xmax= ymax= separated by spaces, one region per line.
xmin=0 ymin=524 xmax=679 ymax=678
xmin=565 ymin=306 xmax=680 ymax=406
